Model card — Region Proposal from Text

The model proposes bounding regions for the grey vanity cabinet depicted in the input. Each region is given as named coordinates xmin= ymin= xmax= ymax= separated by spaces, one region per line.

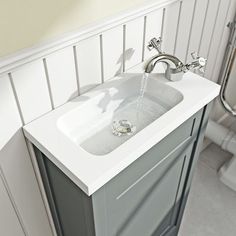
xmin=34 ymin=105 xmax=210 ymax=236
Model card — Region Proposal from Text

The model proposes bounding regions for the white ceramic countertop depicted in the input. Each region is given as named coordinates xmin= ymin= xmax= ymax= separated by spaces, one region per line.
xmin=23 ymin=69 xmax=220 ymax=196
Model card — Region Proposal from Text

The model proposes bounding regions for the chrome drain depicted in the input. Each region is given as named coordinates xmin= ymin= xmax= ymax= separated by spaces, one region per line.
xmin=112 ymin=120 xmax=136 ymax=137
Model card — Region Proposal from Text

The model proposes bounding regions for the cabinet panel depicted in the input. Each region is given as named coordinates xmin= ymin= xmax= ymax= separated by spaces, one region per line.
xmin=102 ymin=143 xmax=193 ymax=236
xmin=0 ymin=174 xmax=25 ymax=236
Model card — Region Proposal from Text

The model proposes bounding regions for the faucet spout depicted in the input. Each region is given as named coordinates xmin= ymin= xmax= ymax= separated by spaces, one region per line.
xmin=145 ymin=54 xmax=186 ymax=80
xmin=145 ymin=54 xmax=184 ymax=73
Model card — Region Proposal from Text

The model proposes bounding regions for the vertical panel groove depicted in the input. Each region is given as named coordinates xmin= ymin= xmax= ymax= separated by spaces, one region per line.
xmin=197 ymin=0 xmax=210 ymax=54
xmin=142 ymin=16 xmax=147 ymax=62
xmin=210 ymin=0 xmax=232 ymax=80
xmin=205 ymin=0 xmax=222 ymax=65
xmin=8 ymin=73 xmax=25 ymax=125
xmin=43 ymin=59 xmax=54 ymax=109
xmin=123 ymin=25 xmax=126 ymax=72
xmin=100 ymin=34 xmax=105 ymax=83
xmin=0 ymin=166 xmax=28 ymax=236
xmin=161 ymin=8 xmax=166 ymax=40
xmin=73 ymin=46 xmax=81 ymax=96
xmin=185 ymin=0 xmax=198 ymax=63
xmin=173 ymin=1 xmax=183 ymax=55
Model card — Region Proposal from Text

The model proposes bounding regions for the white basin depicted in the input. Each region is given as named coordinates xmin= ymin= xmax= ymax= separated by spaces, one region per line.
xmin=57 ymin=74 xmax=183 ymax=155
xmin=23 ymin=69 xmax=220 ymax=195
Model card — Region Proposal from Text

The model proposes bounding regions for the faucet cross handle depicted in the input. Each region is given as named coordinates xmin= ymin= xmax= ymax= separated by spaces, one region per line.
xmin=188 ymin=51 xmax=207 ymax=74
xmin=147 ymin=37 xmax=163 ymax=54
xmin=190 ymin=52 xmax=207 ymax=66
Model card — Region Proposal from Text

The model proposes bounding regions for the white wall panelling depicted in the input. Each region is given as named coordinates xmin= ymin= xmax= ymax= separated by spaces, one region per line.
xmin=124 ymin=16 xmax=145 ymax=70
xmin=0 ymin=75 xmax=53 ymax=236
xmin=0 ymin=75 xmax=22 ymax=150
xmin=0 ymin=174 xmax=25 ymax=236
xmin=175 ymin=0 xmax=196 ymax=62
xmin=45 ymin=47 xmax=78 ymax=108
xmin=162 ymin=1 xmax=181 ymax=54
xmin=0 ymin=0 xmax=236 ymax=235
xmin=0 ymin=130 xmax=53 ymax=236
xmin=210 ymin=0 xmax=236 ymax=120
xmin=211 ymin=0 xmax=236 ymax=83
xmin=186 ymin=0 xmax=209 ymax=62
xmin=204 ymin=0 xmax=231 ymax=80
xmin=144 ymin=8 xmax=164 ymax=60
xmin=76 ymin=35 xmax=102 ymax=94
xmin=198 ymin=0 xmax=221 ymax=59
xmin=102 ymin=25 xmax=124 ymax=81
xmin=11 ymin=60 xmax=52 ymax=124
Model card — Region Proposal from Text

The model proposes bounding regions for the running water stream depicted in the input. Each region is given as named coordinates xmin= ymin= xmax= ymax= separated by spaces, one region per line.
xmin=136 ymin=72 xmax=149 ymax=119
xmin=112 ymin=73 xmax=150 ymax=136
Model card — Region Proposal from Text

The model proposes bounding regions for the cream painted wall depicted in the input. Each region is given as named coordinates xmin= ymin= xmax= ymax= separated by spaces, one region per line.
xmin=0 ymin=0 xmax=148 ymax=58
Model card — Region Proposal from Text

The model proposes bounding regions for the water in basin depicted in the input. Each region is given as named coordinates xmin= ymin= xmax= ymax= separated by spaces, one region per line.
xmin=112 ymin=73 xmax=149 ymax=137
xmin=57 ymin=74 xmax=183 ymax=155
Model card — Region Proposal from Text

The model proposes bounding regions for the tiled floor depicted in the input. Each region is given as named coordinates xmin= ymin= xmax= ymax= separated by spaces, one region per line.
xmin=178 ymin=143 xmax=236 ymax=236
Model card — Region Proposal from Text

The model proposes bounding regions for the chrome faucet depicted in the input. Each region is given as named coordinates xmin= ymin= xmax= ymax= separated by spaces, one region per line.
xmin=145 ymin=37 xmax=207 ymax=81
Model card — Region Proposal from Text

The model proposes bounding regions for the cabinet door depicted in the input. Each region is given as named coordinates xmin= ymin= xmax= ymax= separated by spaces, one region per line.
xmin=93 ymin=142 xmax=194 ymax=236
xmin=92 ymin=111 xmax=203 ymax=236
xmin=0 ymin=175 xmax=25 ymax=236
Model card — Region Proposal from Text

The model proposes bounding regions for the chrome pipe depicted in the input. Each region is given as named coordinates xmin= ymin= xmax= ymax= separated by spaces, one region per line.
xmin=219 ymin=16 xmax=236 ymax=116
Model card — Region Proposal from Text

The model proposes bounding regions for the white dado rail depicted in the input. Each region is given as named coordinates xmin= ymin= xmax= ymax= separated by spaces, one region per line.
xmin=0 ymin=0 xmax=235 ymax=236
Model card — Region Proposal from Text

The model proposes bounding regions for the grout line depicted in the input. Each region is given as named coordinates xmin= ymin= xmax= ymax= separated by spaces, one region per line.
xmin=8 ymin=73 xmax=25 ymax=125
xmin=210 ymin=0 xmax=232 ymax=80
xmin=100 ymin=34 xmax=105 ymax=83
xmin=123 ymin=24 xmax=126 ymax=72
xmin=173 ymin=1 xmax=183 ymax=55
xmin=43 ymin=58 xmax=54 ymax=109
xmin=25 ymin=140 xmax=58 ymax=236
xmin=204 ymin=0 xmax=222 ymax=77
xmin=0 ymin=165 xmax=29 ymax=236
xmin=185 ymin=0 xmax=197 ymax=63
xmin=197 ymin=0 xmax=210 ymax=55
xmin=142 ymin=16 xmax=147 ymax=62
xmin=73 ymin=46 xmax=81 ymax=96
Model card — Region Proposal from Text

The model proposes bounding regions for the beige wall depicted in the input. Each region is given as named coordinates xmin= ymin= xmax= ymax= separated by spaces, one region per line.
xmin=0 ymin=0 xmax=148 ymax=58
